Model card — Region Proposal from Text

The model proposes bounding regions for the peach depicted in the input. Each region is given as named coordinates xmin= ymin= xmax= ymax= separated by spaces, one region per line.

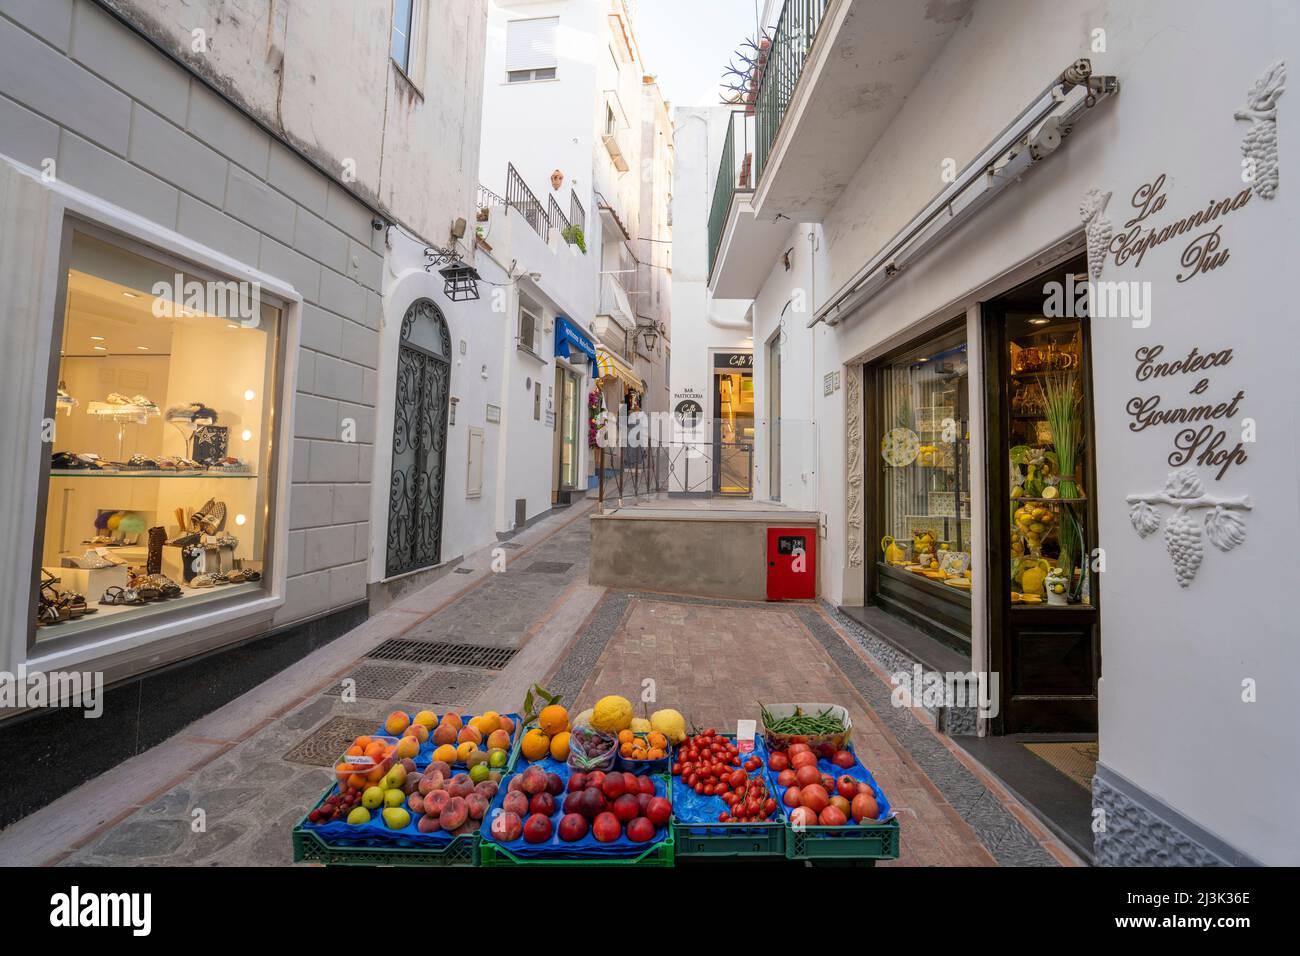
xmin=425 ymin=790 xmax=450 ymax=816
xmin=432 ymin=723 xmax=458 ymax=746
xmin=384 ymin=711 xmax=410 ymax=736
xmin=440 ymin=711 xmax=463 ymax=730
xmin=498 ymin=715 xmax=515 ymax=735
xmin=455 ymin=741 xmax=479 ymax=764
xmin=457 ymin=725 xmax=482 ymax=746
xmin=487 ymin=729 xmax=511 ymax=751
xmin=439 ymin=796 xmax=468 ymax=830
xmin=396 ymin=736 xmax=420 ymax=760
xmin=405 ymin=723 xmax=429 ymax=744
xmin=413 ymin=710 xmax=438 ymax=730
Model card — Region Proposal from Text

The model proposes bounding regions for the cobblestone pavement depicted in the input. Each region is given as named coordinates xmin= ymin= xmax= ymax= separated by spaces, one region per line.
xmin=0 ymin=501 xmax=1078 ymax=867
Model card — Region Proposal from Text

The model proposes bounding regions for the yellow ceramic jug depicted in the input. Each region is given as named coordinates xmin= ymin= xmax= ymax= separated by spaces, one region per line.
xmin=881 ymin=536 xmax=905 ymax=564
xmin=1020 ymin=558 xmax=1050 ymax=596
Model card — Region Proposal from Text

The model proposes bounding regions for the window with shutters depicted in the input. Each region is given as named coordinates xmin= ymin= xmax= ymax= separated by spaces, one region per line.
xmin=466 ymin=427 xmax=484 ymax=499
xmin=506 ymin=17 xmax=558 ymax=83
xmin=518 ymin=295 xmax=541 ymax=354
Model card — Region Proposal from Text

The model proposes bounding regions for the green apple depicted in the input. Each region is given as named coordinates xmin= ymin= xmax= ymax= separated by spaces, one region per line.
xmin=347 ymin=806 xmax=371 ymax=825
xmin=488 ymin=748 xmax=509 ymax=769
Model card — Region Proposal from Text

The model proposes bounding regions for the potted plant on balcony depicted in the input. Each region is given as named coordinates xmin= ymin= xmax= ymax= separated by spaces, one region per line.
xmin=561 ymin=224 xmax=587 ymax=253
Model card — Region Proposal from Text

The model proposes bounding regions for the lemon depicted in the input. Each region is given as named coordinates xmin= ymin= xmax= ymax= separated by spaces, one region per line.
xmin=591 ymin=695 xmax=633 ymax=733
xmin=650 ymin=708 xmax=687 ymax=744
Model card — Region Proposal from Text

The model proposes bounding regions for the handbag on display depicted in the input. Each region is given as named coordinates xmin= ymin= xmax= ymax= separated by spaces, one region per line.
xmin=192 ymin=425 xmax=229 ymax=466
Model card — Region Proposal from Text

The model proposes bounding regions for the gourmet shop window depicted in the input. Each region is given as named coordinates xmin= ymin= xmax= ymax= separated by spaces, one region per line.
xmin=34 ymin=231 xmax=282 ymax=641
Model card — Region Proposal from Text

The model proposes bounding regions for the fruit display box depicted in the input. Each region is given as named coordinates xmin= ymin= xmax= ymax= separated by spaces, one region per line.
xmin=477 ymin=758 xmax=674 ymax=867
xmin=762 ymin=740 xmax=901 ymax=864
xmin=291 ymin=785 xmax=478 ymax=867
xmin=375 ymin=711 xmax=523 ymax=774
xmin=671 ymin=734 xmax=785 ymax=859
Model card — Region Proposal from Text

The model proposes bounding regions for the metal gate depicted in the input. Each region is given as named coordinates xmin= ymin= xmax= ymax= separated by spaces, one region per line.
xmin=386 ymin=299 xmax=451 ymax=577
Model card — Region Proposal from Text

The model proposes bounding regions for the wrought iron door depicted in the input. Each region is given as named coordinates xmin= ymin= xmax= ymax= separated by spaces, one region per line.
xmin=386 ymin=300 xmax=451 ymax=576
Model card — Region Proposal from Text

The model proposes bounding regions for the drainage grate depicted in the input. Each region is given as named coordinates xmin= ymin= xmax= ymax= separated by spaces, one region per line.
xmin=283 ymin=716 xmax=381 ymax=766
xmin=332 ymin=663 xmax=422 ymax=698
xmin=404 ymin=668 xmax=495 ymax=707
xmin=521 ymin=561 xmax=573 ymax=574
xmin=367 ymin=639 xmax=518 ymax=670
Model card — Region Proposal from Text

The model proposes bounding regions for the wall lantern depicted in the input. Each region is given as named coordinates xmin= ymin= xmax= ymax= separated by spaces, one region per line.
xmin=425 ymin=245 xmax=481 ymax=302
xmin=637 ymin=322 xmax=659 ymax=352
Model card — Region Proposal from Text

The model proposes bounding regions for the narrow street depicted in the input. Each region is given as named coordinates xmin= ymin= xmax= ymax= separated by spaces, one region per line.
xmin=0 ymin=500 xmax=1073 ymax=867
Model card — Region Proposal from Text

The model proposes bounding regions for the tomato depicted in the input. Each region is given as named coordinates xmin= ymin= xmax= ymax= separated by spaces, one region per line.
xmin=767 ymin=753 xmax=789 ymax=772
xmin=729 ymin=770 xmax=746 ymax=789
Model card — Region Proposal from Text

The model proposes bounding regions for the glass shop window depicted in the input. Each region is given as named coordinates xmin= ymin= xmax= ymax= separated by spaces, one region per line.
xmin=37 ymin=232 xmax=281 ymax=640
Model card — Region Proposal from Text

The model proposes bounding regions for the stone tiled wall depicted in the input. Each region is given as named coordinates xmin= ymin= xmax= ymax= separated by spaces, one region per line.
xmin=0 ymin=0 xmax=381 ymax=628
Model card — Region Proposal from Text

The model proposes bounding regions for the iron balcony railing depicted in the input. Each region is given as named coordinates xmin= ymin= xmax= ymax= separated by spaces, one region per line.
xmin=706 ymin=111 xmax=753 ymax=279
xmin=505 ymin=162 xmax=550 ymax=240
xmin=570 ymin=190 xmax=586 ymax=233
xmin=753 ymin=0 xmax=829 ymax=184
xmin=549 ymin=194 xmax=573 ymax=244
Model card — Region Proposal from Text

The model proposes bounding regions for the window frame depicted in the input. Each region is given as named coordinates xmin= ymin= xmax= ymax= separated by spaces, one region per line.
xmin=517 ymin=294 xmax=541 ymax=354
xmin=505 ymin=16 xmax=559 ymax=83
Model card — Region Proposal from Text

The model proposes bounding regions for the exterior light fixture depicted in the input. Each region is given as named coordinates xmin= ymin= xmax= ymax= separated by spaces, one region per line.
xmin=638 ymin=323 xmax=659 ymax=352
xmin=425 ymin=245 xmax=481 ymax=302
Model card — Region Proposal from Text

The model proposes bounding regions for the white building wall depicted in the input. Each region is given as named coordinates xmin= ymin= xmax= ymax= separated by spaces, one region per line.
xmin=738 ymin=0 xmax=1299 ymax=863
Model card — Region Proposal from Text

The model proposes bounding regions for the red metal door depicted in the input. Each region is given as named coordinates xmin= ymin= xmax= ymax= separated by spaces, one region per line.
xmin=766 ymin=527 xmax=815 ymax=600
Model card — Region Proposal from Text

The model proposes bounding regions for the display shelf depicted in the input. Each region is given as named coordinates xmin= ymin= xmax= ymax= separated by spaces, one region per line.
xmin=1010 ymin=495 xmax=1087 ymax=503
xmin=49 ymin=469 xmax=257 ymax=479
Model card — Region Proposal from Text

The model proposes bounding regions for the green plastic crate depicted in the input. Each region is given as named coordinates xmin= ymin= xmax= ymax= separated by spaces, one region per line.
xmin=674 ymin=820 xmax=785 ymax=858
xmin=478 ymin=825 xmax=675 ymax=867
xmin=784 ymin=816 xmax=900 ymax=864
xmin=291 ymin=787 xmax=478 ymax=867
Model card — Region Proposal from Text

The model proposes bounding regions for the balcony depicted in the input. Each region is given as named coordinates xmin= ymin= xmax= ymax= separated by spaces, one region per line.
xmin=706 ymin=111 xmax=795 ymax=297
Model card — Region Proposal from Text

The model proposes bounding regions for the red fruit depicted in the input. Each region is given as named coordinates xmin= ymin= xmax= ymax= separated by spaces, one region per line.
xmin=417 ymin=813 xmax=442 ymax=834
xmin=592 ymin=811 xmax=621 ymax=842
xmin=795 ymin=764 xmax=822 ymax=788
xmin=646 ymin=797 xmax=672 ymax=827
xmin=563 ymin=792 xmax=582 ymax=815
xmin=851 ymin=792 xmax=880 ymax=823
xmin=520 ymin=766 xmax=547 ymax=795
xmin=529 ymin=791 xmax=556 ymax=817
xmin=767 ymin=753 xmax=789 ymax=772
xmin=546 ymin=772 xmax=564 ymax=796
xmin=718 ymin=812 xmax=730 ymax=822
xmin=782 ymin=786 xmax=802 ymax=808
xmin=585 ymin=771 xmax=606 ymax=790
xmin=502 ymin=790 xmax=528 ymax=817
xmin=577 ymin=788 xmax=606 ymax=820
xmin=622 ymin=773 xmax=640 ymax=794
xmin=523 ymin=812 xmax=552 ymax=843
xmin=837 ymin=775 xmax=859 ymax=799
xmin=791 ymin=751 xmax=818 ymax=770
xmin=638 ymin=776 xmax=655 ymax=795
xmin=568 ymin=772 xmax=588 ymax=792
xmin=801 ymin=784 xmax=830 ymax=814
xmin=490 ymin=810 xmax=522 ymax=841
xmin=626 ymin=816 xmax=655 ymax=843
xmin=558 ymin=812 xmax=588 ymax=842
xmin=789 ymin=806 xmax=816 ymax=828
xmin=636 ymin=792 xmax=653 ymax=815
xmin=788 ymin=743 xmax=812 ymax=756
xmin=819 ymin=805 xmax=848 ymax=827
xmin=777 ymin=769 xmax=797 ymax=787
xmin=832 ymin=750 xmax=855 ymax=770
xmin=601 ymin=774 xmax=626 ymax=800
xmin=612 ymin=793 xmax=640 ymax=823
xmin=744 ymin=757 xmax=761 ymax=771
xmin=820 ymin=773 xmax=836 ymax=792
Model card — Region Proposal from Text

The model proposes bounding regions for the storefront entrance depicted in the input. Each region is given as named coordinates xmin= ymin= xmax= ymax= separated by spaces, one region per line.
xmin=386 ymin=300 xmax=451 ymax=577
xmin=713 ymin=351 xmax=753 ymax=496
xmin=553 ymin=365 xmax=581 ymax=501
xmin=983 ymin=256 xmax=1099 ymax=733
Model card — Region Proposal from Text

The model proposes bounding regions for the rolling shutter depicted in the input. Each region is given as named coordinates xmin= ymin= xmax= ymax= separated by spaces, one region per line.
xmin=506 ymin=17 xmax=558 ymax=73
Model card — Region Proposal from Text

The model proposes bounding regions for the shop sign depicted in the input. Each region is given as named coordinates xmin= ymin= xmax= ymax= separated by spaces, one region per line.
xmin=1126 ymin=343 xmax=1249 ymax=480
xmin=673 ymin=398 xmax=703 ymax=428
xmin=713 ymin=352 xmax=753 ymax=369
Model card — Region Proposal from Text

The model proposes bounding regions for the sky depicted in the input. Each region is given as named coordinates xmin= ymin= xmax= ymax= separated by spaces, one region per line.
xmin=634 ymin=0 xmax=767 ymax=111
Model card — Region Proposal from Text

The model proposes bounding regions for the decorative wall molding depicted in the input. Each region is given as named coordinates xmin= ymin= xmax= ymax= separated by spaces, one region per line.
xmin=845 ymin=364 xmax=864 ymax=568
xmin=1079 ymin=187 xmax=1112 ymax=278
xmin=1126 ymin=467 xmax=1252 ymax=588
xmin=1235 ymin=60 xmax=1285 ymax=200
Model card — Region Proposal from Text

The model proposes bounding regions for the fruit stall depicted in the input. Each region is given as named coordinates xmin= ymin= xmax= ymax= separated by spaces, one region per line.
xmin=292 ymin=691 xmax=899 ymax=867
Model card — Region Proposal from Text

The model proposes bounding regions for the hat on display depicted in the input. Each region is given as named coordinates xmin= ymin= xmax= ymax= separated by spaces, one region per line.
xmin=165 ymin=403 xmax=218 ymax=423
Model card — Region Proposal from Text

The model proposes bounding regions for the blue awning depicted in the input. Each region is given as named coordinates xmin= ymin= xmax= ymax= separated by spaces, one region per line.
xmin=554 ymin=315 xmax=597 ymax=376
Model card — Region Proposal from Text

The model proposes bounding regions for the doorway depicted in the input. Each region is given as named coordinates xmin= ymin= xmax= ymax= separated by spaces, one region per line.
xmin=983 ymin=255 xmax=1100 ymax=733
xmin=712 ymin=351 xmax=753 ymax=496
xmin=553 ymin=366 xmax=580 ymax=503
xmin=386 ymin=299 xmax=451 ymax=577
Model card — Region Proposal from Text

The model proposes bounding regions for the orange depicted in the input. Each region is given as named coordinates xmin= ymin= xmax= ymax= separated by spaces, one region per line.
xmin=549 ymin=731 xmax=572 ymax=762
xmin=537 ymin=705 xmax=569 ymax=737
xmin=521 ymin=729 xmax=551 ymax=762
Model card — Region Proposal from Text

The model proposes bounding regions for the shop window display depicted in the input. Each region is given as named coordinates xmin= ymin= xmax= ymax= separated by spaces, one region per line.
xmin=876 ymin=331 xmax=972 ymax=596
xmin=1006 ymin=313 xmax=1091 ymax=607
xmin=35 ymin=232 xmax=280 ymax=639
